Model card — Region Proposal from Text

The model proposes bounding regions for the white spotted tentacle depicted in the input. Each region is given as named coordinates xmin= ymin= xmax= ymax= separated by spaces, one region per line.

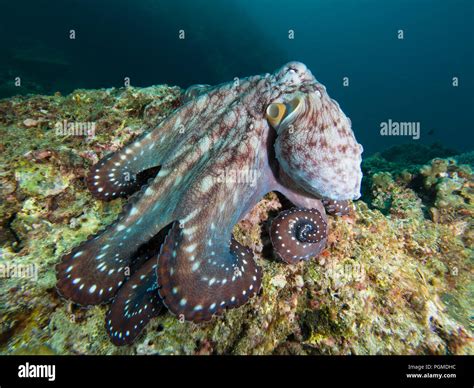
xmin=270 ymin=207 xmax=328 ymax=264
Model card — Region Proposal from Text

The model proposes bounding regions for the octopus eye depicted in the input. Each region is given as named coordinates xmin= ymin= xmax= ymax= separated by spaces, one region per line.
xmin=288 ymin=68 xmax=297 ymax=74
xmin=266 ymin=95 xmax=303 ymax=129
xmin=266 ymin=103 xmax=287 ymax=128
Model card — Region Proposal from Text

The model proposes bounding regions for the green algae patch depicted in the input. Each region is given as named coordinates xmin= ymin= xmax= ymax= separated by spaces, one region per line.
xmin=16 ymin=162 xmax=72 ymax=197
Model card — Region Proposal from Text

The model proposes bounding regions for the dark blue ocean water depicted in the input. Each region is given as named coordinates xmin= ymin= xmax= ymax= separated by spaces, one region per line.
xmin=0 ymin=0 xmax=472 ymax=155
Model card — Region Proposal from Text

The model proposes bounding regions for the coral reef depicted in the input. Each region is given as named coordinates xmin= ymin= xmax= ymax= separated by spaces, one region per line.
xmin=0 ymin=86 xmax=472 ymax=355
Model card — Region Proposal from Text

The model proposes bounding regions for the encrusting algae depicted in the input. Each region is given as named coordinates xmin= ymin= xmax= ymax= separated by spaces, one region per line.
xmin=0 ymin=85 xmax=472 ymax=355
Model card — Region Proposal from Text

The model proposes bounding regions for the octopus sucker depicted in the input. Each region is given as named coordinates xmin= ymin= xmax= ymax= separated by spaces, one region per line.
xmin=56 ymin=61 xmax=363 ymax=345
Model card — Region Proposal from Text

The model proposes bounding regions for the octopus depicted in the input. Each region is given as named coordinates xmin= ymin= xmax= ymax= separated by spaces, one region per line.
xmin=56 ymin=62 xmax=363 ymax=346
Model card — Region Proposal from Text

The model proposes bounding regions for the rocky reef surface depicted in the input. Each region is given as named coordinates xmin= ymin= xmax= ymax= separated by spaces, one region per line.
xmin=0 ymin=86 xmax=472 ymax=355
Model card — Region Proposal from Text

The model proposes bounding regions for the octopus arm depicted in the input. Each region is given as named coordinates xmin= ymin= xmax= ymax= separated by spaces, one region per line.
xmin=56 ymin=104 xmax=246 ymax=307
xmin=85 ymin=90 xmax=225 ymax=201
xmin=156 ymin=220 xmax=262 ymax=322
xmin=156 ymin=139 xmax=266 ymax=321
xmin=86 ymin=76 xmax=264 ymax=201
xmin=56 ymin=158 xmax=190 ymax=306
xmin=105 ymin=258 xmax=162 ymax=346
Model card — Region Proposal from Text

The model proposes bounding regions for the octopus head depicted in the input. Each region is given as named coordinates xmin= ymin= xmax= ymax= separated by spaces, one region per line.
xmin=267 ymin=65 xmax=363 ymax=200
